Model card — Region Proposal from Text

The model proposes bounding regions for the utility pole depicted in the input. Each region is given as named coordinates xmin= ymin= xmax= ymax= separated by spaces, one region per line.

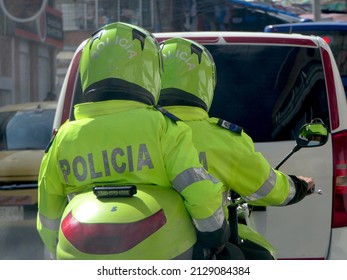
xmin=312 ymin=0 xmax=321 ymax=21
xmin=95 ymin=0 xmax=99 ymax=28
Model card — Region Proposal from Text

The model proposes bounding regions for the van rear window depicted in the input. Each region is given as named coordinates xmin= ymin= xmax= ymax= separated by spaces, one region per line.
xmin=206 ymin=44 xmax=329 ymax=142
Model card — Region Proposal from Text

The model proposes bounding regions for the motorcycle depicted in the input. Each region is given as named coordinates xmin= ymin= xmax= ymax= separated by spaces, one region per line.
xmin=56 ymin=120 xmax=328 ymax=260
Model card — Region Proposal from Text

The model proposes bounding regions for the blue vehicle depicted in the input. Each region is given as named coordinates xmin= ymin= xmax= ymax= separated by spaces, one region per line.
xmin=225 ymin=0 xmax=305 ymax=31
xmin=182 ymin=0 xmax=306 ymax=32
xmin=265 ymin=22 xmax=347 ymax=94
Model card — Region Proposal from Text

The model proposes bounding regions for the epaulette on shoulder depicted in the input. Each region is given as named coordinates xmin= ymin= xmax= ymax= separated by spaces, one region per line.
xmin=45 ymin=129 xmax=58 ymax=153
xmin=45 ymin=119 xmax=70 ymax=153
xmin=217 ymin=118 xmax=243 ymax=134
xmin=154 ymin=105 xmax=182 ymax=122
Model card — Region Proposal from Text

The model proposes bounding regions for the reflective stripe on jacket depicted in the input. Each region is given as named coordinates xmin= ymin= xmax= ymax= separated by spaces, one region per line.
xmin=37 ymin=100 xmax=227 ymax=257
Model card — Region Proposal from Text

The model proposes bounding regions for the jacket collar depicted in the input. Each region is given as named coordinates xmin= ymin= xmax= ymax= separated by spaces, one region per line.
xmin=74 ymin=100 xmax=148 ymax=119
xmin=162 ymin=106 xmax=209 ymax=121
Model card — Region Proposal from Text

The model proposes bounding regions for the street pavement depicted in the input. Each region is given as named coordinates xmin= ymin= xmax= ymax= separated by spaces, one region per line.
xmin=0 ymin=206 xmax=49 ymax=260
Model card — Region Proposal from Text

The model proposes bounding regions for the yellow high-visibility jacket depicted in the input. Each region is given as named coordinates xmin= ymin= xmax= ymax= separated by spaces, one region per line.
xmin=37 ymin=100 xmax=229 ymax=259
xmin=162 ymin=106 xmax=308 ymax=207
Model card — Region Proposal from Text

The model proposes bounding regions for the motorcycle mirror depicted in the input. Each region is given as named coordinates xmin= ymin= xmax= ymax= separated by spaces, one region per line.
xmin=295 ymin=120 xmax=329 ymax=148
xmin=275 ymin=119 xmax=329 ymax=170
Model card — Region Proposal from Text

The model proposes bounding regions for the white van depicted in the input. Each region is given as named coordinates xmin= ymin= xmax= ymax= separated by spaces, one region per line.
xmin=54 ymin=31 xmax=347 ymax=260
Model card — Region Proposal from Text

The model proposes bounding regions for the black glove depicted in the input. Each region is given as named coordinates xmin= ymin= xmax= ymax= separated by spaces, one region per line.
xmin=287 ymin=175 xmax=309 ymax=205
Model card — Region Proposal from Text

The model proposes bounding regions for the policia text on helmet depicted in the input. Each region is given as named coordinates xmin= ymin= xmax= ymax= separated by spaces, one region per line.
xmin=158 ymin=37 xmax=216 ymax=112
xmin=79 ymin=22 xmax=162 ymax=105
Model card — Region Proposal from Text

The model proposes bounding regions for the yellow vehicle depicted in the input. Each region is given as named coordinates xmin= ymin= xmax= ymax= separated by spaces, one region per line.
xmin=0 ymin=101 xmax=56 ymax=216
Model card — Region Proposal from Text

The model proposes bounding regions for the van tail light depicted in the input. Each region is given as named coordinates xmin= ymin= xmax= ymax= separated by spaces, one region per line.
xmin=332 ymin=130 xmax=347 ymax=228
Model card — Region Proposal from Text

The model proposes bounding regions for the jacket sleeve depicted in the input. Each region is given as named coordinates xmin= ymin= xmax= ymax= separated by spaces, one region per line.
xmin=161 ymin=119 xmax=230 ymax=249
xmin=37 ymin=137 xmax=68 ymax=257
xmin=227 ymin=130 xmax=305 ymax=207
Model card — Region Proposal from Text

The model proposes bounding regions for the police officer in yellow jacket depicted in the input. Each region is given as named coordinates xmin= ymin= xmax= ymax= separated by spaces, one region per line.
xmin=36 ymin=23 xmax=230 ymax=260
xmin=158 ymin=38 xmax=315 ymax=215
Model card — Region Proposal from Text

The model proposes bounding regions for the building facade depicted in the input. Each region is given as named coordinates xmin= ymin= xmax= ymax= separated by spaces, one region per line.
xmin=0 ymin=0 xmax=63 ymax=106
xmin=1 ymin=0 xmax=335 ymax=105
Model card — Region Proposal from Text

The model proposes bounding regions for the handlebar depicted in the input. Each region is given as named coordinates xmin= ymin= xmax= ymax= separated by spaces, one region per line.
xmin=307 ymin=187 xmax=323 ymax=195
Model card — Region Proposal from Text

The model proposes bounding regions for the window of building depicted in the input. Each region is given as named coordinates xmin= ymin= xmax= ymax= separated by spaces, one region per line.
xmin=61 ymin=0 xmax=160 ymax=31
